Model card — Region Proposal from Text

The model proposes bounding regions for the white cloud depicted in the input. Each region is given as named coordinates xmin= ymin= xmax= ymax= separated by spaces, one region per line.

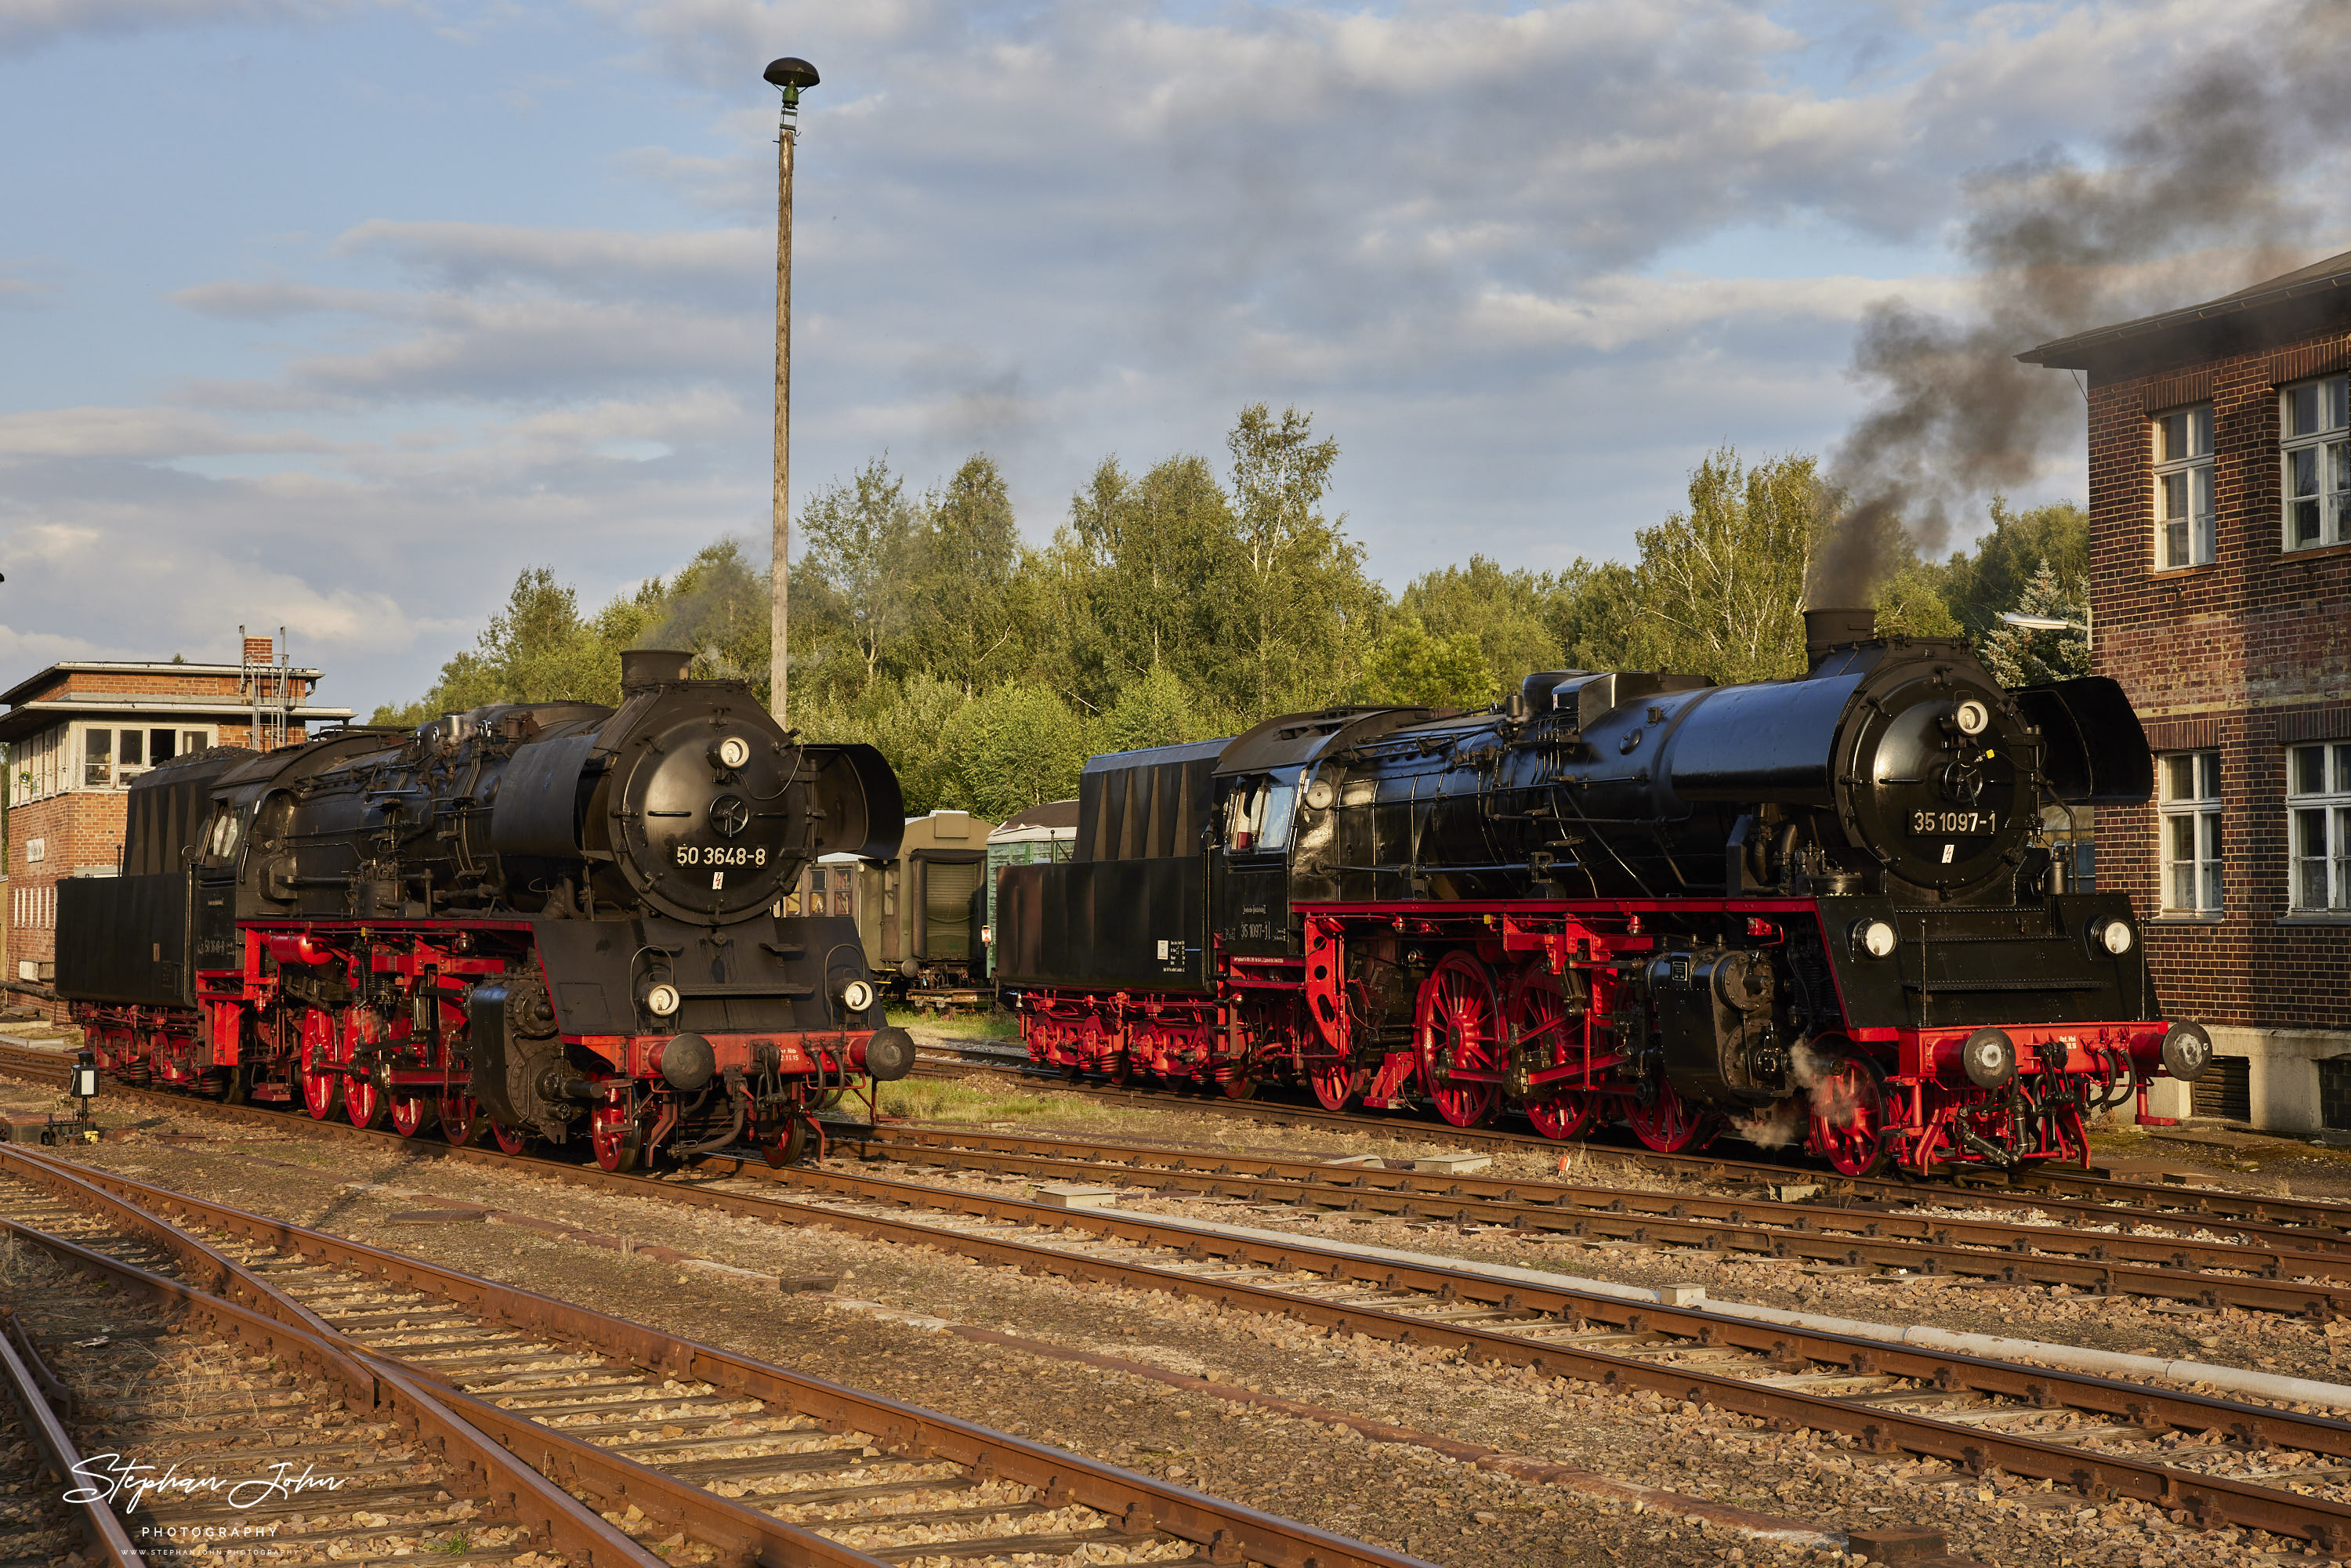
xmin=0 ymin=406 xmax=340 ymax=458
xmin=0 ymin=0 xmax=353 ymax=56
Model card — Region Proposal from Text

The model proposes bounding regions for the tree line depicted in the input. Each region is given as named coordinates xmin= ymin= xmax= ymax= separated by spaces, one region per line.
xmin=374 ymin=404 xmax=2090 ymax=818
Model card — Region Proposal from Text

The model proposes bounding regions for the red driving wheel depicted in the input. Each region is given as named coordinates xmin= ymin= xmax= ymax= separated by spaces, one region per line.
xmin=389 ymin=1095 xmax=436 ymax=1139
xmin=1625 ymin=1076 xmax=1714 ymax=1155
xmin=589 ymin=1103 xmax=641 ymax=1173
xmin=439 ymin=1095 xmax=483 ymax=1147
xmin=489 ymin=1120 xmax=530 ymax=1156
xmin=1309 ymin=1060 xmax=1363 ymax=1111
xmin=1808 ymin=1052 xmax=1891 ymax=1178
xmin=299 ymin=1009 xmax=341 ymax=1121
xmin=1509 ymin=966 xmax=1596 ymax=1141
xmin=1415 ymin=952 xmax=1503 ymax=1128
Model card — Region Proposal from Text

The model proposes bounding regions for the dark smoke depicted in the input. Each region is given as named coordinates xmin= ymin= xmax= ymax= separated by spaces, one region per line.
xmin=1813 ymin=0 xmax=2351 ymax=604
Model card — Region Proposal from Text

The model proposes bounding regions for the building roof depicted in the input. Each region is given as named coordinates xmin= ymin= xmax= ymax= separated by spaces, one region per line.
xmin=0 ymin=660 xmax=324 ymax=708
xmin=2018 ymin=248 xmax=2351 ymax=369
xmin=0 ymin=699 xmax=355 ymax=744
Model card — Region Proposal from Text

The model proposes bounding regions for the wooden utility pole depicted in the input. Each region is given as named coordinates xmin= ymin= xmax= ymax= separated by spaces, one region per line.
xmin=764 ymin=56 xmax=818 ymax=722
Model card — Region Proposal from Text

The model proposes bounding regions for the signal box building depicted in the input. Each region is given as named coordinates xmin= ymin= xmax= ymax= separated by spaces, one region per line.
xmin=0 ymin=634 xmax=351 ymax=1020
xmin=2022 ymin=250 xmax=2351 ymax=1132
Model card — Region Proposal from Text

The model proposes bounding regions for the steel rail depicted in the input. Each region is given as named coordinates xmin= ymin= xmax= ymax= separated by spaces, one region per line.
xmin=10 ymin=1036 xmax=2342 ymax=1249
xmin=0 ymin=1143 xmax=1433 ymax=1568
xmin=914 ymin=1048 xmax=2351 ymax=1236
xmin=12 ymin=1053 xmax=2351 ymax=1549
xmin=0 ymin=1301 xmax=146 ymax=1566
xmin=851 ymin=1124 xmax=2351 ymax=1314
xmin=702 ymin=1166 xmax=2351 ymax=1552
xmin=0 ymin=1207 xmax=665 ymax=1568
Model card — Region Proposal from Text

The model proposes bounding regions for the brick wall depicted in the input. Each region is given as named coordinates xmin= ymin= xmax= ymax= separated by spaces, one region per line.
xmin=2088 ymin=323 xmax=2351 ymax=1034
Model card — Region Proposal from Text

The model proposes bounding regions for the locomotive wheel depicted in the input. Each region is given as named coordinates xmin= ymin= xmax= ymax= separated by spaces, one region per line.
xmin=1415 ymin=952 xmax=1503 ymax=1128
xmin=1220 ymin=1074 xmax=1259 ymax=1101
xmin=389 ymin=1095 xmax=437 ymax=1139
xmin=1525 ymin=1090 xmax=1598 ymax=1142
xmin=589 ymin=1104 xmax=642 ymax=1174
xmin=1508 ymin=968 xmax=1595 ymax=1141
xmin=299 ymin=1012 xmax=341 ymax=1121
xmin=760 ymin=1114 xmax=813 ymax=1168
xmin=1625 ymin=1077 xmax=1713 ymax=1155
xmin=440 ymin=1095 xmax=484 ymax=1147
xmin=1308 ymin=1061 xmax=1364 ymax=1112
xmin=345 ymin=1074 xmax=386 ymax=1132
xmin=489 ymin=1120 xmax=530 ymax=1156
xmin=1807 ymin=1054 xmax=1890 ymax=1178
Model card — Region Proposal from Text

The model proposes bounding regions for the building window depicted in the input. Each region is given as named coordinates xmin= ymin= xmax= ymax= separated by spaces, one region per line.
xmin=2154 ymin=404 xmax=2215 ymax=567
xmin=82 ymin=727 xmax=112 ymax=788
xmin=2159 ymin=751 xmax=2222 ymax=914
xmin=2282 ymin=375 xmax=2351 ymax=550
xmin=2289 ymin=742 xmax=2351 ymax=912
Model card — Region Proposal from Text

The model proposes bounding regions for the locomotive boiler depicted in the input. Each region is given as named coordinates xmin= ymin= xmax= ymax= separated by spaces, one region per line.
xmin=998 ymin=610 xmax=2214 ymax=1176
xmin=56 ymin=650 xmax=915 ymax=1169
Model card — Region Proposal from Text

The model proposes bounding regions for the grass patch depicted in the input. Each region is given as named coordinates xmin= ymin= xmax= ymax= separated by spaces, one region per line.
xmin=888 ymin=1006 xmax=1021 ymax=1041
xmin=876 ymin=1075 xmax=1089 ymax=1124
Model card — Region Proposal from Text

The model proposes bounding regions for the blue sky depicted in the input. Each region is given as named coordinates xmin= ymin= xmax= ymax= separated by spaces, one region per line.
xmin=0 ymin=0 xmax=2332 ymax=714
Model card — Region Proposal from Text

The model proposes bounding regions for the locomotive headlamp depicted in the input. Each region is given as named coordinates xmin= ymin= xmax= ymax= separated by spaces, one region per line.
xmin=642 ymin=981 xmax=680 ymax=1017
xmin=839 ymin=978 xmax=876 ymax=1013
xmin=2091 ymin=917 xmax=2134 ymax=956
xmin=1954 ymin=699 xmax=1990 ymax=737
xmin=715 ymin=736 xmax=751 ymax=769
xmin=1853 ymin=918 xmax=1897 ymax=959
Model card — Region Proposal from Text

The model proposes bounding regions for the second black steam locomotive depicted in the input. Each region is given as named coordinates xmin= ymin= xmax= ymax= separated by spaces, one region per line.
xmin=56 ymin=650 xmax=914 ymax=1168
xmin=998 ymin=609 xmax=2213 ymax=1176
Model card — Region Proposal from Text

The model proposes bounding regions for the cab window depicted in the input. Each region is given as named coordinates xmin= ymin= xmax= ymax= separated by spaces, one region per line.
xmin=1225 ymin=774 xmax=1298 ymax=853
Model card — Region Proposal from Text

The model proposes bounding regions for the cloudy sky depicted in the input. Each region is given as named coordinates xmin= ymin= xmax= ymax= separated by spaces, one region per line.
xmin=0 ymin=0 xmax=2331 ymax=714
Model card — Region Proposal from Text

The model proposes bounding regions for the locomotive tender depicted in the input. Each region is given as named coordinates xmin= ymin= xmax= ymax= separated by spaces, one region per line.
xmin=55 ymin=650 xmax=915 ymax=1170
xmin=998 ymin=610 xmax=2215 ymax=1176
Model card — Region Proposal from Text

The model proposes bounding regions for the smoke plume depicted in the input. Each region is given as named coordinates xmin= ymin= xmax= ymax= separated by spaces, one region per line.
xmin=1813 ymin=1 xmax=2351 ymax=605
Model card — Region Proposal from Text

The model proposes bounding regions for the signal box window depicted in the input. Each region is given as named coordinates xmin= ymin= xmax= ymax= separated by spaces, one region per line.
xmin=2154 ymin=404 xmax=2215 ymax=568
xmin=2289 ymin=743 xmax=2351 ymax=912
xmin=2283 ymin=375 xmax=2351 ymax=550
xmin=82 ymin=727 xmax=112 ymax=788
xmin=2159 ymin=751 xmax=2222 ymax=914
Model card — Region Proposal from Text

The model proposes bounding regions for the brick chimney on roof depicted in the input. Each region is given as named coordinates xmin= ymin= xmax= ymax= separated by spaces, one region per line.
xmin=243 ymin=635 xmax=273 ymax=666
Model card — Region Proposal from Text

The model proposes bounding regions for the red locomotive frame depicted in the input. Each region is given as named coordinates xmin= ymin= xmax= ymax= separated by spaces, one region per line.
xmin=1020 ymin=896 xmax=2168 ymax=1177
xmin=76 ymin=918 xmax=875 ymax=1169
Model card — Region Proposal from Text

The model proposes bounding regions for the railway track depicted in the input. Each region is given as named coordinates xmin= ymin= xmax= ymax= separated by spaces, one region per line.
xmin=911 ymin=1041 xmax=2351 ymax=1237
xmin=15 ymin=1040 xmax=2351 ymax=1552
xmin=0 ymin=1141 xmax=1433 ymax=1568
xmin=851 ymin=1124 xmax=2351 ymax=1317
xmin=0 ymin=1166 xmax=655 ymax=1566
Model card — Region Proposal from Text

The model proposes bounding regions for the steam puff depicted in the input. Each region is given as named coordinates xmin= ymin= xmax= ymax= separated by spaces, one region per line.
xmin=1813 ymin=0 xmax=2351 ymax=603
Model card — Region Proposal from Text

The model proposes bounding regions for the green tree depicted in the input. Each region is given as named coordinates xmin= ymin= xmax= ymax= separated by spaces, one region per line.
xmin=372 ymin=567 xmax=620 ymax=726
xmin=1220 ymin=404 xmax=1379 ymax=718
xmin=644 ymin=540 xmax=770 ymax=694
xmin=1936 ymin=498 xmax=2089 ymax=638
xmin=1067 ymin=453 xmax=1233 ymax=696
xmin=1398 ymin=555 xmax=1567 ymax=692
xmin=913 ymin=454 xmax=1023 ymax=697
xmin=1628 ymin=448 xmax=1824 ymax=683
xmin=1979 ymin=560 xmax=2091 ymax=686
xmin=1357 ymin=616 xmax=1494 ymax=708
xmin=799 ymin=455 xmax=919 ymax=694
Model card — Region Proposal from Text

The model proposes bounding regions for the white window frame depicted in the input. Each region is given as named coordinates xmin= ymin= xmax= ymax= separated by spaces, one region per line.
xmin=2158 ymin=750 xmax=2222 ymax=914
xmin=68 ymin=722 xmax=214 ymax=790
xmin=2281 ymin=374 xmax=2351 ymax=552
xmin=2288 ymin=742 xmax=2351 ymax=913
xmin=2153 ymin=404 xmax=2215 ymax=568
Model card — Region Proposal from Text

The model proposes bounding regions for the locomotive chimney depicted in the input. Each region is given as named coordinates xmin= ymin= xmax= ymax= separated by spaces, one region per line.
xmin=1802 ymin=607 xmax=1877 ymax=668
xmin=621 ymin=649 xmax=693 ymax=694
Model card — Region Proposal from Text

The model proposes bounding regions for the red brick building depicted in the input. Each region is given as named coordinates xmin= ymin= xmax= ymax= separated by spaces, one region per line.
xmin=2023 ymin=251 xmax=2351 ymax=1132
xmin=0 ymin=634 xmax=352 ymax=1019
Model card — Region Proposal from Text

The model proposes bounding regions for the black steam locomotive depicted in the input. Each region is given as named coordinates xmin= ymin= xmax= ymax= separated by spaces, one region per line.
xmin=998 ymin=610 xmax=2214 ymax=1176
xmin=56 ymin=650 xmax=915 ymax=1169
